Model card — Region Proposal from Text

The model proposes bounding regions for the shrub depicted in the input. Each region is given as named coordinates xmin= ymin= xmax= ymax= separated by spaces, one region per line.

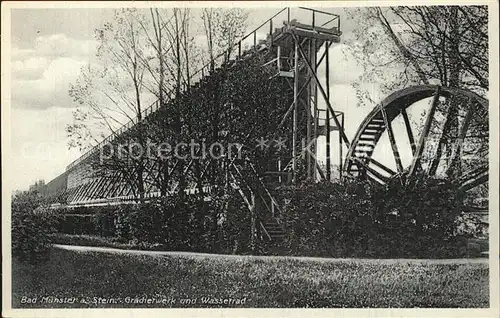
xmin=11 ymin=190 xmax=59 ymax=263
xmin=108 ymin=194 xmax=217 ymax=251
xmin=218 ymin=192 xmax=253 ymax=254
xmin=48 ymin=193 xmax=235 ymax=253
xmin=279 ymin=177 xmax=470 ymax=258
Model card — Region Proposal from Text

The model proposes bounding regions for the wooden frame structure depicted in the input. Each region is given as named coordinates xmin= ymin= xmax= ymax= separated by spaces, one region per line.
xmin=41 ymin=7 xmax=489 ymax=248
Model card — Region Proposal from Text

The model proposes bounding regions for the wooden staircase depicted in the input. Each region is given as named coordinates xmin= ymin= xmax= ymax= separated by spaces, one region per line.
xmin=347 ymin=113 xmax=388 ymax=183
xmin=228 ymin=158 xmax=287 ymax=252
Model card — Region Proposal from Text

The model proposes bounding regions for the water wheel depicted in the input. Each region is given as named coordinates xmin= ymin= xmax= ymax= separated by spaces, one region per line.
xmin=344 ymin=85 xmax=488 ymax=194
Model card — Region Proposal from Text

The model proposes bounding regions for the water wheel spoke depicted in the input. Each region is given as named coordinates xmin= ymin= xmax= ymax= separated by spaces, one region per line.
xmin=459 ymin=165 xmax=488 ymax=184
xmin=459 ymin=165 xmax=488 ymax=192
xmin=447 ymin=97 xmax=475 ymax=176
xmin=407 ymin=86 xmax=441 ymax=180
xmin=353 ymin=158 xmax=389 ymax=183
xmin=380 ymin=108 xmax=404 ymax=174
xmin=428 ymin=92 xmax=463 ymax=176
xmin=370 ymin=157 xmax=397 ymax=176
xmin=401 ymin=108 xmax=417 ymax=155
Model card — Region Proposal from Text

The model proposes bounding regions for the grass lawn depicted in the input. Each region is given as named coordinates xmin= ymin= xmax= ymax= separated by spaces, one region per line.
xmin=12 ymin=248 xmax=489 ymax=308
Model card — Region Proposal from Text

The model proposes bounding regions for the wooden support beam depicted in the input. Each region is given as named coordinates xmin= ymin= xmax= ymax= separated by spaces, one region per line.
xmin=91 ymin=176 xmax=109 ymax=199
xmin=289 ymin=20 xmax=341 ymax=36
xmin=316 ymin=41 xmax=333 ymax=68
xmin=353 ymin=158 xmax=390 ymax=183
xmin=339 ymin=113 xmax=344 ymax=179
xmin=291 ymin=32 xmax=350 ymax=148
xmin=311 ymin=38 xmax=319 ymax=181
xmin=401 ymin=108 xmax=417 ymax=155
xmin=447 ymin=97 xmax=476 ymax=176
xmin=291 ymin=29 xmax=341 ymax=43
xmin=72 ymin=183 xmax=87 ymax=202
xmin=459 ymin=169 xmax=488 ymax=192
xmin=316 ymin=161 xmax=326 ymax=181
xmin=407 ymin=86 xmax=441 ymax=180
xmin=107 ymin=172 xmax=123 ymax=198
xmin=381 ymin=107 xmax=404 ymax=175
xmin=292 ymin=37 xmax=299 ymax=184
xmin=81 ymin=178 xmax=100 ymax=201
xmin=370 ymin=157 xmax=397 ymax=176
xmin=306 ymin=39 xmax=312 ymax=180
xmin=325 ymin=41 xmax=331 ymax=181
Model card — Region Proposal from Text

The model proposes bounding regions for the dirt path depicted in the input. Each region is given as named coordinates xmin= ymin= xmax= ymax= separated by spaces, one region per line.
xmin=53 ymin=244 xmax=488 ymax=265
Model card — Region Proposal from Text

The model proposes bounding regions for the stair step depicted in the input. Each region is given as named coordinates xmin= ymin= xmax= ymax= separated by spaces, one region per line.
xmin=354 ymin=149 xmax=373 ymax=154
xmin=263 ymin=223 xmax=282 ymax=228
xmin=267 ymin=231 xmax=285 ymax=236
xmin=359 ymin=137 xmax=377 ymax=142
xmin=266 ymin=232 xmax=284 ymax=235
xmin=356 ymin=143 xmax=375 ymax=148
xmin=265 ymin=228 xmax=284 ymax=233
xmin=362 ymin=131 xmax=380 ymax=136
xmin=366 ymin=125 xmax=385 ymax=130
xmin=364 ymin=127 xmax=383 ymax=132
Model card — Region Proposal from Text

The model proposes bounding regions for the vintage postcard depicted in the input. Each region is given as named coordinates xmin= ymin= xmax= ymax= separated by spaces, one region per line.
xmin=1 ymin=1 xmax=499 ymax=317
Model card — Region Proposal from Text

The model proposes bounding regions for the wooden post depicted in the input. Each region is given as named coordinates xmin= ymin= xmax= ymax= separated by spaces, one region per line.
xmin=326 ymin=112 xmax=331 ymax=182
xmin=381 ymin=108 xmax=404 ymax=175
xmin=325 ymin=41 xmax=331 ymax=181
xmin=291 ymin=32 xmax=350 ymax=148
xmin=269 ymin=19 xmax=273 ymax=46
xmin=278 ymin=157 xmax=282 ymax=184
xmin=250 ymin=191 xmax=257 ymax=253
xmin=339 ymin=113 xmax=344 ymax=180
xmin=292 ymin=38 xmax=299 ymax=184
xmin=306 ymin=39 xmax=312 ymax=180
xmin=312 ymin=38 xmax=318 ymax=181
xmin=277 ymin=46 xmax=281 ymax=71
xmin=407 ymin=87 xmax=441 ymax=180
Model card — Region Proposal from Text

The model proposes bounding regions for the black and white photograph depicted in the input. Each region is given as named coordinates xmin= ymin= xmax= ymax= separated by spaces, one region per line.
xmin=1 ymin=1 xmax=499 ymax=316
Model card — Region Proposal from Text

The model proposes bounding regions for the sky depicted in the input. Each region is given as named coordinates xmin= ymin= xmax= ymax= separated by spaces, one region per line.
xmin=8 ymin=6 xmax=420 ymax=191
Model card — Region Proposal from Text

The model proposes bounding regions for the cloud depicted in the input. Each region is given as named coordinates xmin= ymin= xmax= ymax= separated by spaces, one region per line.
xmin=12 ymin=57 xmax=87 ymax=110
xmin=10 ymin=33 xmax=98 ymax=109
xmin=10 ymin=107 xmax=82 ymax=191
xmin=11 ymin=34 xmax=97 ymax=62
xmin=10 ymin=47 xmax=36 ymax=61
xmin=11 ymin=56 xmax=49 ymax=80
xmin=34 ymin=33 xmax=97 ymax=60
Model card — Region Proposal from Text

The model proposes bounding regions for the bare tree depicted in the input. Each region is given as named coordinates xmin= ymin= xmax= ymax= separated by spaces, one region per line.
xmin=67 ymin=8 xmax=249 ymax=203
xmin=345 ymin=5 xmax=488 ymax=180
xmin=202 ymin=8 xmax=249 ymax=66
xmin=68 ymin=8 xmax=151 ymax=200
